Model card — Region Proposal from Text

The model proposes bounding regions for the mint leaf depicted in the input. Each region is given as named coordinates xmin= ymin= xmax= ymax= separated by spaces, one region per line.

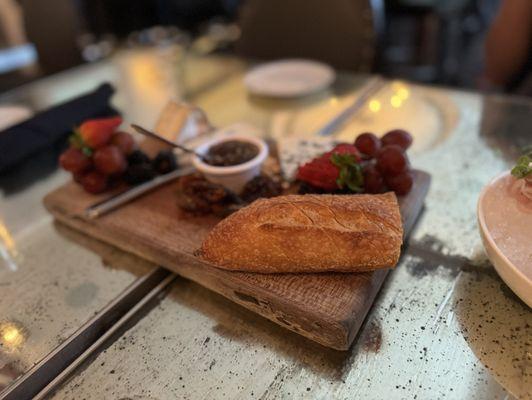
xmin=331 ymin=153 xmax=355 ymax=168
xmin=68 ymin=132 xmax=84 ymax=149
xmin=81 ymin=146 xmax=93 ymax=157
xmin=346 ymin=164 xmax=364 ymax=192
xmin=511 ymin=153 xmax=532 ymax=179
xmin=331 ymin=153 xmax=364 ymax=192
xmin=68 ymin=129 xmax=93 ymax=156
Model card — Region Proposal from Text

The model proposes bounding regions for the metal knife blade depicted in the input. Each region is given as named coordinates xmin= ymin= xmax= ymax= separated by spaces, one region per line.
xmin=85 ymin=166 xmax=195 ymax=219
xmin=315 ymin=76 xmax=386 ymax=136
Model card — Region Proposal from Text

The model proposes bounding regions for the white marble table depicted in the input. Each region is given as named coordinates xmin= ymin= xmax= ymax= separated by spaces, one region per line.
xmin=1 ymin=47 xmax=530 ymax=400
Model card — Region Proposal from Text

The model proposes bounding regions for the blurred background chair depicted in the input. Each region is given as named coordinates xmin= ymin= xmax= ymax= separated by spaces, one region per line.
xmin=0 ymin=0 xmax=39 ymax=88
xmin=20 ymin=0 xmax=84 ymax=75
xmin=0 ymin=0 xmax=512 ymax=93
xmin=381 ymin=0 xmax=500 ymax=85
xmin=235 ymin=0 xmax=384 ymax=72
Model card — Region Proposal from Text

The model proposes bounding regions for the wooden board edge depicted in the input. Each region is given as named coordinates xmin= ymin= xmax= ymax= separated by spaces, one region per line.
xmin=341 ymin=170 xmax=431 ymax=349
xmin=44 ymin=169 xmax=432 ymax=351
xmin=48 ymin=210 xmax=351 ymax=350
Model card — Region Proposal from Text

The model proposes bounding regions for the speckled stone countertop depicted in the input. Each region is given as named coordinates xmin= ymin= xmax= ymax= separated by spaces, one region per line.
xmin=1 ymin=51 xmax=530 ymax=400
xmin=52 ymin=70 xmax=530 ymax=398
xmin=0 ymin=49 xmax=244 ymax=394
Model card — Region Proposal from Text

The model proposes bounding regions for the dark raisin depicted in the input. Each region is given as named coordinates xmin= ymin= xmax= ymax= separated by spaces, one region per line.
xmin=241 ymin=175 xmax=282 ymax=203
xmin=123 ymin=163 xmax=156 ymax=185
xmin=153 ymin=150 xmax=178 ymax=174
xmin=177 ymin=174 xmax=240 ymax=215
xmin=127 ymin=150 xmax=151 ymax=165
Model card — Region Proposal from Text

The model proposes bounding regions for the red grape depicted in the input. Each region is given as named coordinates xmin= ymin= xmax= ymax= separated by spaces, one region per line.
xmin=381 ymin=129 xmax=413 ymax=150
xmin=110 ymin=132 xmax=136 ymax=155
xmin=59 ymin=148 xmax=91 ymax=174
xmin=385 ymin=170 xmax=413 ymax=195
xmin=80 ymin=171 xmax=108 ymax=194
xmin=94 ymin=145 xmax=127 ymax=175
xmin=363 ymin=164 xmax=385 ymax=193
xmin=376 ymin=145 xmax=409 ymax=176
xmin=73 ymin=170 xmax=87 ymax=184
xmin=354 ymin=132 xmax=381 ymax=157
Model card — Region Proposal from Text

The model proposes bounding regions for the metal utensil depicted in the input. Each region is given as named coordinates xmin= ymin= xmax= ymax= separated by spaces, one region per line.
xmin=315 ymin=76 xmax=386 ymax=136
xmin=131 ymin=124 xmax=211 ymax=163
xmin=85 ymin=166 xmax=195 ymax=219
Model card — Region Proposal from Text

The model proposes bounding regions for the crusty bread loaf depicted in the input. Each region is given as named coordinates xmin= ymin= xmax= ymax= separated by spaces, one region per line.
xmin=200 ymin=193 xmax=403 ymax=273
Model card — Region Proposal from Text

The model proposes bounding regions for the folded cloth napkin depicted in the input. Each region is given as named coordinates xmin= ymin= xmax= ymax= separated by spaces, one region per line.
xmin=0 ymin=83 xmax=118 ymax=174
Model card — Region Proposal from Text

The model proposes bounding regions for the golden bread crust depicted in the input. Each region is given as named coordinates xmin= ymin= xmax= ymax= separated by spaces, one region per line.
xmin=200 ymin=193 xmax=403 ymax=273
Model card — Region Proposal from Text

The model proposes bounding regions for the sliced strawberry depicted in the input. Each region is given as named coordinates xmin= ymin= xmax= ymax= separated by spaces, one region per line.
xmin=79 ymin=116 xmax=123 ymax=149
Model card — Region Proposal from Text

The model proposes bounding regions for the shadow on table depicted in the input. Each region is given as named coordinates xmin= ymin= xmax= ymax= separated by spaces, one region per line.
xmin=53 ymin=221 xmax=156 ymax=278
xmin=53 ymin=222 xmax=372 ymax=383
xmin=452 ymin=268 xmax=531 ymax=399
xmin=407 ymin=234 xmax=531 ymax=399
xmin=163 ymin=272 xmax=382 ymax=382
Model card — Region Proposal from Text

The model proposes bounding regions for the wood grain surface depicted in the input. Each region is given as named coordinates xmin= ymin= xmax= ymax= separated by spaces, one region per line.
xmin=43 ymin=170 xmax=430 ymax=350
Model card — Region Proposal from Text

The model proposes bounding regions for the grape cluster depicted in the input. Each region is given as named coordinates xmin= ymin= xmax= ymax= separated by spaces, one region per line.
xmin=60 ymin=127 xmax=177 ymax=194
xmin=354 ymin=129 xmax=414 ymax=195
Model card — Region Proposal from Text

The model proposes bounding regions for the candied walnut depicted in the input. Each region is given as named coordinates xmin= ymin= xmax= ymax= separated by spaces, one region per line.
xmin=241 ymin=175 xmax=282 ymax=203
xmin=177 ymin=174 xmax=239 ymax=215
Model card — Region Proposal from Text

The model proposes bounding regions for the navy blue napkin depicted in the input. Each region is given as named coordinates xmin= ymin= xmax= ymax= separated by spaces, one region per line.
xmin=0 ymin=83 xmax=118 ymax=174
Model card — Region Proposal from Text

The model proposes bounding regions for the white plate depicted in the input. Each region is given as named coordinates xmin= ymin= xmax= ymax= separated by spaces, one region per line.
xmin=271 ymin=82 xmax=460 ymax=154
xmin=244 ymin=59 xmax=335 ymax=98
xmin=477 ymin=172 xmax=532 ymax=307
xmin=270 ymin=82 xmax=459 ymax=154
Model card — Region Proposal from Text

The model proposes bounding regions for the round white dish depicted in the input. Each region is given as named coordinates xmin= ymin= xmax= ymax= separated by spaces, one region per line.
xmin=477 ymin=171 xmax=532 ymax=307
xmin=270 ymin=82 xmax=459 ymax=154
xmin=244 ymin=59 xmax=335 ymax=98
xmin=192 ymin=135 xmax=268 ymax=193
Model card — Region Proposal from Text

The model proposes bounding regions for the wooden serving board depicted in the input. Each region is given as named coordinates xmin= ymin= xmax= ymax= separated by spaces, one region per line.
xmin=44 ymin=170 xmax=430 ymax=350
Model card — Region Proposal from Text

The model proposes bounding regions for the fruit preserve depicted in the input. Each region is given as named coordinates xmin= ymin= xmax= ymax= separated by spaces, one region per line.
xmin=206 ymin=140 xmax=259 ymax=167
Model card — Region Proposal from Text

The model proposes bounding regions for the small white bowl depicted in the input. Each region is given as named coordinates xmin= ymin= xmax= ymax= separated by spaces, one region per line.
xmin=192 ymin=135 xmax=268 ymax=193
xmin=477 ymin=172 xmax=532 ymax=307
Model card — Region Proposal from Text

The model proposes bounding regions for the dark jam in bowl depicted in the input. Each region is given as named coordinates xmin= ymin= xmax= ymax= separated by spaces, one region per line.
xmin=206 ymin=140 xmax=259 ymax=167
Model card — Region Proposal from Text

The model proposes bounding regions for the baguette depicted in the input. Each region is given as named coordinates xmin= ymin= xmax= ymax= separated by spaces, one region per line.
xmin=200 ymin=193 xmax=403 ymax=273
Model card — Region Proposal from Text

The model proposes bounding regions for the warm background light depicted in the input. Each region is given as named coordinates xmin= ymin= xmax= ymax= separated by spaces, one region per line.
xmin=390 ymin=95 xmax=402 ymax=108
xmin=0 ymin=321 xmax=26 ymax=350
xmin=368 ymin=99 xmax=381 ymax=112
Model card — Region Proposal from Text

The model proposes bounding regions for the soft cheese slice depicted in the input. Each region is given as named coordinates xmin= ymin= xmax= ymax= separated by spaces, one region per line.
xmin=278 ymin=137 xmax=339 ymax=182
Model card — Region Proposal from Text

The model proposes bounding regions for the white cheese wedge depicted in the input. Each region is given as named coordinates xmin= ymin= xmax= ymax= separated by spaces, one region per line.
xmin=277 ymin=137 xmax=339 ymax=181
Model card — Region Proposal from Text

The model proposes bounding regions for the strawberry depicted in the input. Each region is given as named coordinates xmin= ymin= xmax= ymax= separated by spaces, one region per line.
xmin=296 ymin=143 xmax=363 ymax=191
xmin=79 ymin=116 xmax=122 ymax=149
xmin=297 ymin=157 xmax=340 ymax=190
